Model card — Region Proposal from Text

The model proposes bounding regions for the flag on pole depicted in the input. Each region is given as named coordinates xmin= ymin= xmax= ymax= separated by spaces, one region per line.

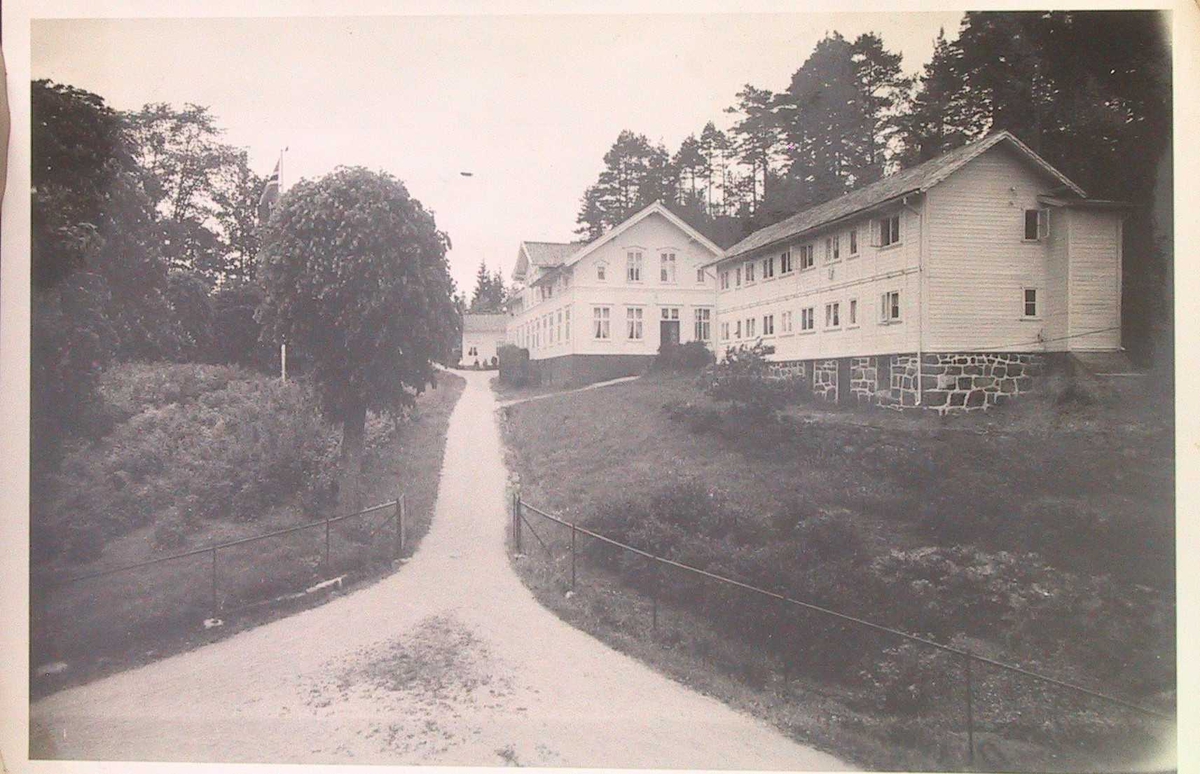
xmin=257 ymin=158 xmax=281 ymax=224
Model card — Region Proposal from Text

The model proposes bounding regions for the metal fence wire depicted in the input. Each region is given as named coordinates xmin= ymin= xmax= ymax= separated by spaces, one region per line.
xmin=33 ymin=496 xmax=409 ymax=661
xmin=511 ymin=495 xmax=1172 ymax=767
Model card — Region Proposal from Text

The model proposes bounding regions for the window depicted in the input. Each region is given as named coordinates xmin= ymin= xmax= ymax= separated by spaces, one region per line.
xmin=720 ymin=270 xmax=730 ymax=290
xmin=780 ymin=250 xmax=793 ymax=274
xmin=879 ymin=215 xmax=901 ymax=247
xmin=735 ymin=319 xmax=742 ymax=339
xmin=593 ymin=307 xmax=611 ymax=339
xmin=799 ymin=244 xmax=815 ymax=270
xmin=468 ymin=346 xmax=478 ymax=357
xmin=763 ymin=314 xmax=775 ymax=336
xmin=662 ymin=307 xmax=680 ymax=321
xmin=800 ymin=307 xmax=815 ymax=332
xmin=1023 ymin=288 xmax=1039 ymax=318
xmin=762 ymin=255 xmax=775 ymax=279
xmin=660 ymin=252 xmax=677 ymax=283
xmin=848 ymin=298 xmax=858 ymax=327
xmin=826 ymin=235 xmax=840 ymax=262
xmin=735 ymin=266 xmax=742 ymax=287
xmin=825 ymin=301 xmax=841 ymax=329
xmin=721 ymin=321 xmax=730 ymax=341
xmin=597 ymin=262 xmax=607 ymax=281
xmin=695 ymin=308 xmax=712 ymax=341
xmin=746 ymin=317 xmax=756 ymax=338
xmin=565 ymin=308 xmax=571 ymax=340
xmin=745 ymin=261 xmax=756 ymax=283
xmin=545 ymin=284 xmax=554 ymax=299
xmin=880 ymin=290 xmax=901 ymax=323
xmin=781 ymin=310 xmax=793 ymax=334
xmin=1025 ymin=209 xmax=1050 ymax=241
xmin=697 ymin=267 xmax=706 ymax=284
xmin=849 ymin=228 xmax=859 ymax=256
xmin=556 ymin=310 xmax=563 ymax=342
xmin=627 ymin=307 xmax=644 ymax=340
xmin=627 ymin=251 xmax=644 ymax=282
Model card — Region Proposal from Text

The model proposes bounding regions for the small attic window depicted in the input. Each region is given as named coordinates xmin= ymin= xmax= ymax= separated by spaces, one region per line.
xmin=1025 ymin=208 xmax=1050 ymax=241
xmin=596 ymin=262 xmax=607 ymax=281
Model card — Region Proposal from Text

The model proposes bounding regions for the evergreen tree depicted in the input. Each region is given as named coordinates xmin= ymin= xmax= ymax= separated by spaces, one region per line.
xmin=575 ymin=130 xmax=675 ymax=237
xmin=898 ymin=27 xmax=983 ymax=163
xmin=851 ymin=32 xmax=913 ymax=180
xmin=724 ymin=85 xmax=781 ymax=212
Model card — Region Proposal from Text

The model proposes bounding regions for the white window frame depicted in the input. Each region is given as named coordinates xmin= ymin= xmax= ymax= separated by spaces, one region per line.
xmin=745 ymin=261 xmax=756 ymax=284
xmin=847 ymin=297 xmax=859 ymax=328
xmin=781 ymin=310 xmax=794 ymax=334
xmin=694 ymin=307 xmax=712 ymax=341
xmin=735 ymin=266 xmax=742 ymax=287
xmin=799 ymin=244 xmax=815 ymax=271
xmin=780 ymin=250 xmax=793 ymax=274
xmin=824 ymin=301 xmax=841 ymax=330
xmin=697 ymin=266 xmax=707 ymax=284
xmin=800 ymin=306 xmax=816 ymax=333
xmin=1024 ymin=209 xmax=1050 ymax=242
xmin=746 ymin=317 xmax=757 ymax=338
xmin=1022 ymin=287 xmax=1040 ymax=319
xmin=720 ymin=270 xmax=730 ymax=290
xmin=721 ymin=321 xmax=730 ymax=341
xmin=849 ymin=228 xmax=859 ymax=257
xmin=763 ymin=313 xmax=775 ymax=337
xmin=879 ymin=214 xmax=901 ymax=248
xmin=593 ymin=306 xmax=611 ymax=340
xmin=626 ymin=250 xmax=644 ymax=283
xmin=880 ymin=290 xmax=902 ymax=324
xmin=627 ymin=306 xmax=644 ymax=340
xmin=565 ymin=308 xmax=571 ymax=341
xmin=762 ymin=255 xmax=775 ymax=280
xmin=660 ymin=251 xmax=678 ymax=284
xmin=825 ymin=235 xmax=841 ymax=263
xmin=596 ymin=261 xmax=607 ymax=282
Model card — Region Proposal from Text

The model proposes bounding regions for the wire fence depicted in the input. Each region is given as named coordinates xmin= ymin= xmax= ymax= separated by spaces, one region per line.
xmin=512 ymin=495 xmax=1173 ymax=769
xmin=32 ymin=496 xmax=408 ymax=666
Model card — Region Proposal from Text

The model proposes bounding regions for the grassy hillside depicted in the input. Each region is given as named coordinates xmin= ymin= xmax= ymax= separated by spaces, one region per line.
xmin=500 ymin=373 xmax=1173 ymax=771
xmin=31 ymin=363 xmax=465 ymax=691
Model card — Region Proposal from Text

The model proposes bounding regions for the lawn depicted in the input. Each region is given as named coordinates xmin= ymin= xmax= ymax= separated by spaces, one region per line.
xmin=499 ymin=370 xmax=1174 ymax=771
xmin=31 ymin=364 xmax=465 ymax=695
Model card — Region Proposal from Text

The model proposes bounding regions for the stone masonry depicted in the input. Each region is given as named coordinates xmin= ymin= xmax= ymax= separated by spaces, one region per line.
xmin=812 ymin=360 xmax=838 ymax=402
xmin=849 ymin=356 xmax=877 ymax=403
xmin=920 ymin=352 xmax=1046 ymax=412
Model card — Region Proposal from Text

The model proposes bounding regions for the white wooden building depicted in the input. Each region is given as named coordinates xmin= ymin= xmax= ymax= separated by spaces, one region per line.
xmin=707 ymin=131 xmax=1128 ymax=410
xmin=460 ymin=313 xmax=508 ymax=367
xmin=508 ymin=202 xmax=723 ymax=385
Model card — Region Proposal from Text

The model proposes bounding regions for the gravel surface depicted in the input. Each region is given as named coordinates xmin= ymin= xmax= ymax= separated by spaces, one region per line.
xmin=30 ymin=370 xmax=850 ymax=769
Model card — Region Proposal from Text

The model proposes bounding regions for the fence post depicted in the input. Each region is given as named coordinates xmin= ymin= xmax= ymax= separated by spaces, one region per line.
xmin=400 ymin=494 xmax=407 ymax=555
xmin=570 ymin=521 xmax=577 ymax=591
xmin=324 ymin=514 xmax=332 ymax=574
xmin=651 ymin=562 xmax=658 ymax=632
xmin=210 ymin=547 xmax=218 ymax=619
xmin=393 ymin=497 xmax=402 ymax=560
xmin=514 ymin=496 xmax=523 ymax=554
xmin=964 ymin=652 xmax=976 ymax=769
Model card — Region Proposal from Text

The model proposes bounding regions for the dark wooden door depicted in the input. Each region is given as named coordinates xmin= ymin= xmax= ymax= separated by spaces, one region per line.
xmin=661 ymin=320 xmax=680 ymax=346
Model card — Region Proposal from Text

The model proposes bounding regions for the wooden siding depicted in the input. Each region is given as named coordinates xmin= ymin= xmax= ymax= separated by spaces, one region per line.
xmin=509 ymin=212 xmax=719 ymax=361
xmin=1044 ymin=207 xmax=1071 ymax=348
xmin=712 ymin=204 xmax=922 ymax=361
xmin=1067 ymin=209 xmax=1123 ymax=350
xmin=924 ymin=144 xmax=1058 ymax=352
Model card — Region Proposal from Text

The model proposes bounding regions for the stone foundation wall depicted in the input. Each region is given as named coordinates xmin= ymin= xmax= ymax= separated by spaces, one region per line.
xmin=765 ymin=360 xmax=807 ymax=381
xmin=849 ymin=357 xmax=877 ymax=403
xmin=920 ymin=352 xmax=1046 ymax=412
xmin=812 ymin=360 xmax=839 ymax=402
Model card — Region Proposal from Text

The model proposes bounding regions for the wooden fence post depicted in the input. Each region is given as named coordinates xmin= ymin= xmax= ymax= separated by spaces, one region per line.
xmin=514 ymin=495 xmax=523 ymax=554
xmin=400 ymin=494 xmax=407 ymax=555
xmin=393 ymin=497 xmax=402 ymax=560
xmin=324 ymin=515 xmax=332 ymax=574
xmin=651 ymin=562 xmax=658 ymax=632
xmin=570 ymin=522 xmax=577 ymax=591
xmin=210 ymin=547 xmax=218 ymax=618
xmin=964 ymin=652 xmax=976 ymax=769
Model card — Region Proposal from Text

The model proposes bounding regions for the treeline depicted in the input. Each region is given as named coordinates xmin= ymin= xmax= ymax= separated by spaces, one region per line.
xmin=575 ymin=12 xmax=1171 ymax=365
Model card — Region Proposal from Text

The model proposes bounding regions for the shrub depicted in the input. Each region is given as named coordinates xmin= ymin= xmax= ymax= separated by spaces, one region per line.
xmin=498 ymin=344 xmax=536 ymax=386
xmin=655 ymin=341 xmax=714 ymax=372
xmin=860 ymin=642 xmax=950 ymax=714
xmin=36 ymin=365 xmax=339 ymax=559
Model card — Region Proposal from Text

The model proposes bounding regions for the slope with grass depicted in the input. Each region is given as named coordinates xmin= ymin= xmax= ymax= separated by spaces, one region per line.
xmin=31 ymin=362 xmax=465 ymax=693
xmin=500 ymin=372 xmax=1174 ymax=771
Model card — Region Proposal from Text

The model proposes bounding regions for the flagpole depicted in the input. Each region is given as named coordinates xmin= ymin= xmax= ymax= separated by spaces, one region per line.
xmin=278 ymin=146 xmax=288 ymax=382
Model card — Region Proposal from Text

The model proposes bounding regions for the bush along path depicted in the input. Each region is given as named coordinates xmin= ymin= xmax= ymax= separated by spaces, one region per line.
xmin=30 ymin=370 xmax=849 ymax=769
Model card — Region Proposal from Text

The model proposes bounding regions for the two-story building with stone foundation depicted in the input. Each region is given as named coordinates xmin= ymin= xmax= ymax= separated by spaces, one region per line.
xmin=507 ymin=201 xmax=724 ymax=386
xmin=705 ymin=131 xmax=1129 ymax=412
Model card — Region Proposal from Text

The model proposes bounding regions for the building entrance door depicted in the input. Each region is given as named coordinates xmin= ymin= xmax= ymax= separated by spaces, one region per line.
xmin=660 ymin=308 xmax=681 ymax=346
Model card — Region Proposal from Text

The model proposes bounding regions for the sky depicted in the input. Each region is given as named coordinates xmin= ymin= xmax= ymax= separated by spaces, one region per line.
xmin=31 ymin=11 xmax=964 ymax=294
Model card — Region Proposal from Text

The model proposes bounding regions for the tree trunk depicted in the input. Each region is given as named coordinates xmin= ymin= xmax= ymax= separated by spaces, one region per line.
xmin=338 ymin=399 xmax=368 ymax=516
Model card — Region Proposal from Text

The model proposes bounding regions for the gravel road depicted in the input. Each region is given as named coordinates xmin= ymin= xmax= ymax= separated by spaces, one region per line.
xmin=30 ymin=369 xmax=850 ymax=769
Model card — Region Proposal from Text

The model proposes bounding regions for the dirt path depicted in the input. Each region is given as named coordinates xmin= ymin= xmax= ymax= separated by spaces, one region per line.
xmin=30 ymin=370 xmax=850 ymax=769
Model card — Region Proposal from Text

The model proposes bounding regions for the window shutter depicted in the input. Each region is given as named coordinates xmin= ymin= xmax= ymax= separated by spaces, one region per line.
xmin=1038 ymin=208 xmax=1051 ymax=240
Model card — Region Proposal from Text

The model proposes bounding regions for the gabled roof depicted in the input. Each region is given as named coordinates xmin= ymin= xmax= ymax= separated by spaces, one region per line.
xmin=556 ymin=200 xmax=724 ymax=276
xmin=513 ymin=241 xmax=580 ymax=282
xmin=462 ymin=313 xmax=509 ymax=333
xmin=721 ymin=131 xmax=1088 ymax=262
